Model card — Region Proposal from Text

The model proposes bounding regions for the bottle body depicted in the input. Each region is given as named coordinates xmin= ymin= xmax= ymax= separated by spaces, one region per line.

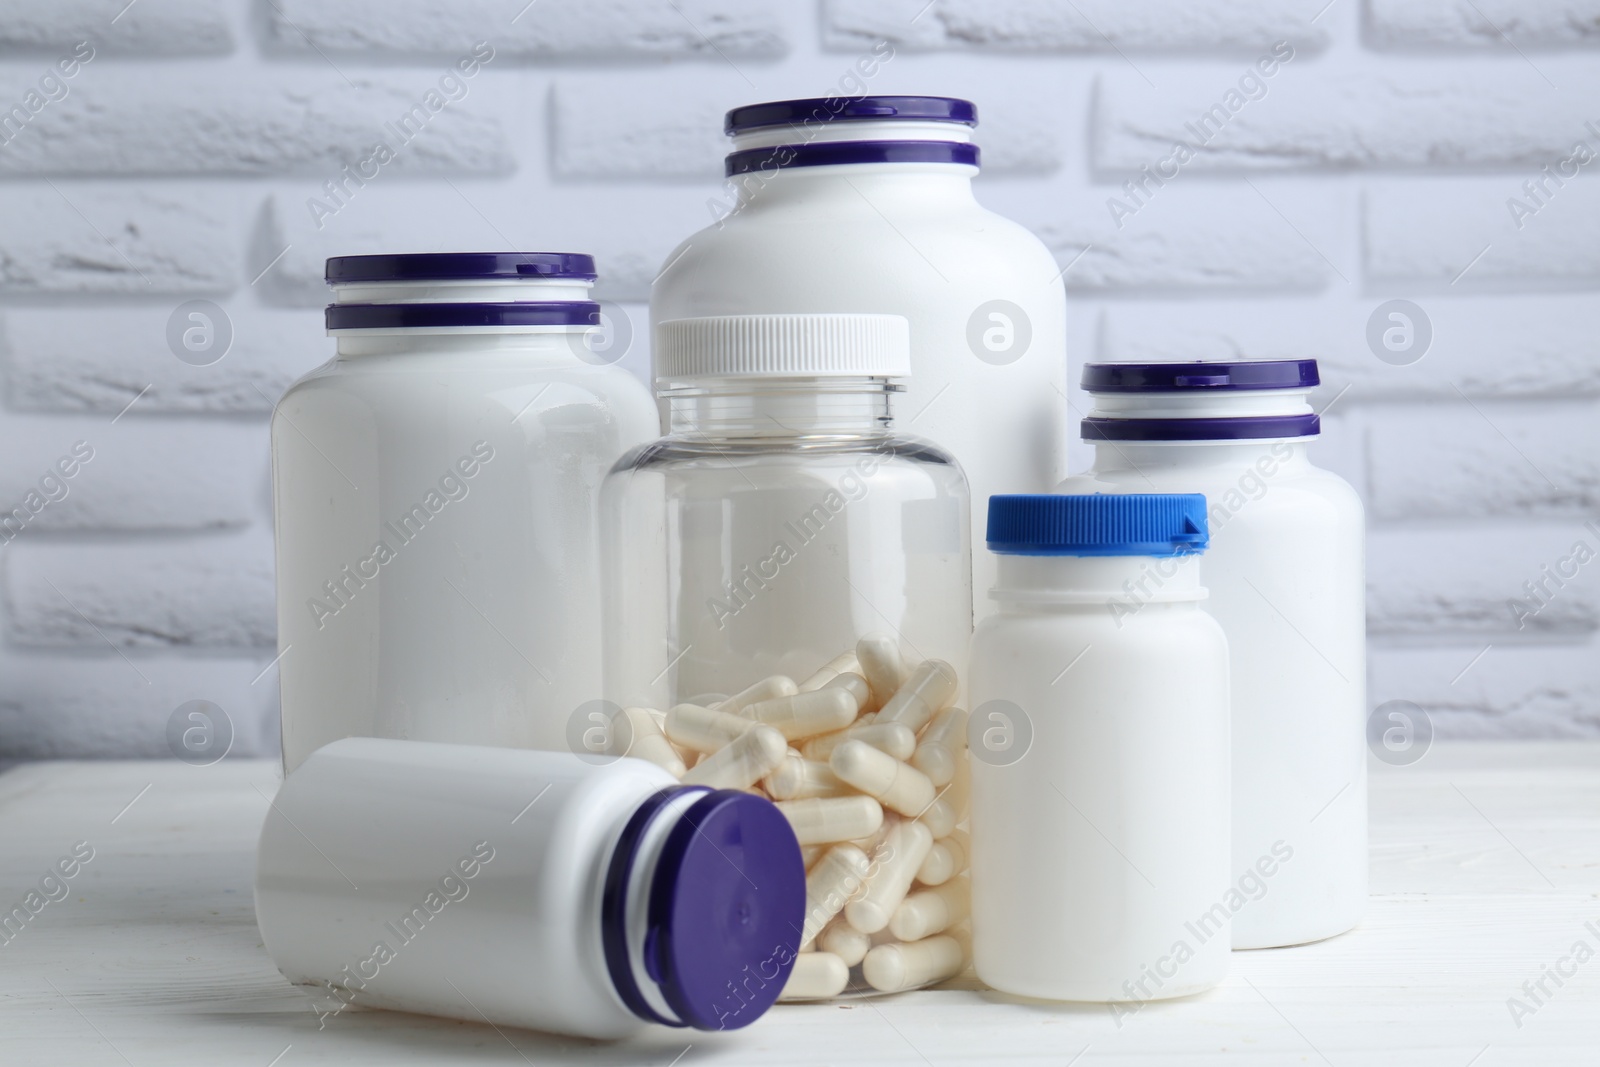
xmin=969 ymin=553 xmax=1231 ymax=1003
xmin=653 ymin=161 xmax=1067 ymax=613
xmin=1059 ymin=440 xmax=1366 ymax=948
xmin=603 ymin=382 xmax=971 ymax=709
xmin=255 ymin=738 xmax=678 ymax=1038
xmin=273 ymin=330 xmax=657 ymax=771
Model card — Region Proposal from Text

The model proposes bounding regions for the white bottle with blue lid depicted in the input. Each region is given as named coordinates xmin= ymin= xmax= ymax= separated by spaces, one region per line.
xmin=969 ymin=493 xmax=1230 ymax=1005
xmin=652 ymin=96 xmax=1069 ymax=617
xmin=255 ymin=738 xmax=806 ymax=1037
xmin=1057 ymin=360 xmax=1365 ymax=950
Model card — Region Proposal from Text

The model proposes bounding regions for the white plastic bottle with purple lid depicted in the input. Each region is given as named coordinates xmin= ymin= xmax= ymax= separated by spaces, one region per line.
xmin=652 ymin=96 xmax=1068 ymax=614
xmin=255 ymin=737 xmax=806 ymax=1037
xmin=271 ymin=253 xmax=658 ymax=771
xmin=1056 ymin=359 xmax=1365 ymax=949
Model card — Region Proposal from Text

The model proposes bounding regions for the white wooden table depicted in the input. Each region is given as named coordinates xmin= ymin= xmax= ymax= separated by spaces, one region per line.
xmin=2 ymin=743 xmax=1597 ymax=1065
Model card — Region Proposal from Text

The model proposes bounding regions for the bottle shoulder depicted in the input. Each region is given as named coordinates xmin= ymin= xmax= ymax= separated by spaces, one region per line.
xmin=654 ymin=191 xmax=1061 ymax=312
xmin=612 ymin=432 xmax=967 ymax=480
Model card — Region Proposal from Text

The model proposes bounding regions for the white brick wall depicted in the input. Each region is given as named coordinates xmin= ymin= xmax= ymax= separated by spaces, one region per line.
xmin=2 ymin=0 xmax=1596 ymax=761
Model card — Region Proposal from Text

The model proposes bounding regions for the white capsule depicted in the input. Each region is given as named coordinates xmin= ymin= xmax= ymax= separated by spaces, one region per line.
xmin=612 ymin=707 xmax=685 ymax=778
xmin=862 ymin=934 xmax=966 ymax=993
xmin=681 ymin=724 xmax=786 ymax=790
xmin=764 ymin=753 xmax=851 ymax=801
xmin=744 ymin=687 xmax=857 ymax=740
xmin=855 ymin=634 xmax=906 ymax=712
xmin=714 ymin=675 xmax=798 ymax=715
xmin=918 ymin=757 xmax=969 ymax=839
xmin=801 ymin=718 xmax=916 ymax=763
xmin=820 ymin=921 xmax=871 ymax=967
xmin=800 ymin=845 xmax=824 ymax=870
xmin=889 ymin=877 xmax=971 ymax=941
xmin=798 ymin=650 xmax=862 ymax=693
xmin=663 ymin=703 xmax=755 ymax=754
xmin=877 ymin=659 xmax=959 ymax=734
xmin=822 ymin=671 xmax=872 ymax=714
xmin=776 ymin=796 xmax=884 ymax=846
xmin=845 ymin=819 xmax=933 ymax=934
xmin=779 ymin=952 xmax=850 ymax=1001
xmin=911 ymin=705 xmax=968 ymax=788
xmin=800 ymin=844 xmax=872 ymax=947
xmin=917 ymin=829 xmax=970 ymax=886
xmin=830 ymin=740 xmax=937 ymax=818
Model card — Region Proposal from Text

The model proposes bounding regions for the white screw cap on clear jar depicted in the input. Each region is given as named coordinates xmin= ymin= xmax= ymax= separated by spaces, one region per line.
xmin=254 ymin=738 xmax=806 ymax=1038
xmin=1058 ymin=360 xmax=1365 ymax=949
xmin=652 ymin=97 xmax=1069 ymax=616
xmin=271 ymin=253 xmax=658 ymax=771
xmin=969 ymin=494 xmax=1231 ymax=1004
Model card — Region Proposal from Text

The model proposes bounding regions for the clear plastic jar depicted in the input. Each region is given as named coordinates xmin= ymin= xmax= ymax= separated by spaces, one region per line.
xmin=601 ymin=314 xmax=973 ymax=997
xmin=271 ymin=252 xmax=658 ymax=771
xmin=1056 ymin=360 xmax=1365 ymax=949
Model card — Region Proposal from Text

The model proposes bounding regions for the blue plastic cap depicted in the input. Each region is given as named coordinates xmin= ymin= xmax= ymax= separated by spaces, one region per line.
xmin=987 ymin=493 xmax=1210 ymax=557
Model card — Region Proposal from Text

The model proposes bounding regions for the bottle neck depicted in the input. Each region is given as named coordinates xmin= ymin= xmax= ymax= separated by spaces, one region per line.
xmin=601 ymin=785 xmax=709 ymax=1028
xmin=990 ymin=553 xmax=1207 ymax=619
xmin=730 ymin=163 xmax=978 ymax=210
xmin=1087 ymin=387 xmax=1314 ymax=421
xmin=332 ymin=329 xmax=596 ymax=360
xmin=1090 ymin=438 xmax=1312 ymax=474
xmin=330 ymin=278 xmax=592 ymax=304
xmin=664 ymin=378 xmax=898 ymax=439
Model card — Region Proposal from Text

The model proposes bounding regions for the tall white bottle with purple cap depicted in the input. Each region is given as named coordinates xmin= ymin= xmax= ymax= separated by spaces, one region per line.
xmin=1056 ymin=360 xmax=1366 ymax=949
xmin=653 ymin=96 xmax=1068 ymax=612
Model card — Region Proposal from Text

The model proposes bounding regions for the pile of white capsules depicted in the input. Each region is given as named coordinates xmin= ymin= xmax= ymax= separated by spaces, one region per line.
xmin=611 ymin=634 xmax=971 ymax=1000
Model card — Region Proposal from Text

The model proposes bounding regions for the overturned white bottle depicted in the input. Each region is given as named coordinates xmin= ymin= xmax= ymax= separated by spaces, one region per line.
xmin=255 ymin=738 xmax=805 ymax=1037
xmin=969 ymin=494 xmax=1230 ymax=1004
xmin=1057 ymin=360 xmax=1365 ymax=949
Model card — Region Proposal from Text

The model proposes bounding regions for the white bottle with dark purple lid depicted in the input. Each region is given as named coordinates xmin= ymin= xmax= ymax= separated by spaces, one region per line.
xmin=271 ymin=253 xmax=658 ymax=771
xmin=255 ymin=738 xmax=806 ymax=1037
xmin=652 ymin=96 xmax=1068 ymax=615
xmin=1056 ymin=360 xmax=1366 ymax=949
